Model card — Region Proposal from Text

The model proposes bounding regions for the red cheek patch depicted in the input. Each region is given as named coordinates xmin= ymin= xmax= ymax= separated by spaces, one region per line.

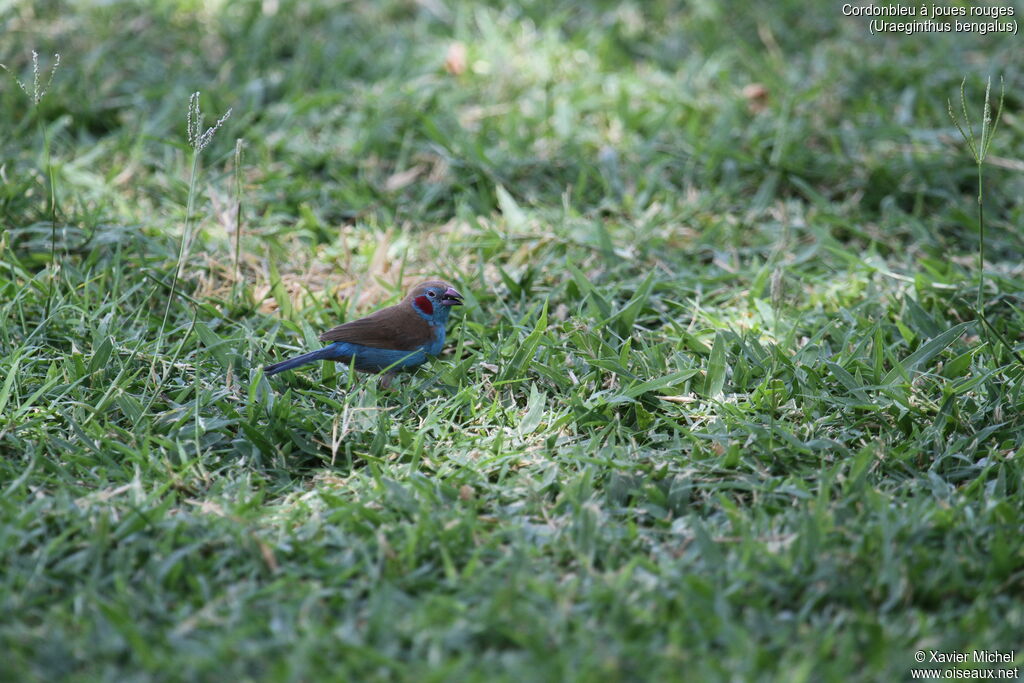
xmin=415 ymin=295 xmax=433 ymax=315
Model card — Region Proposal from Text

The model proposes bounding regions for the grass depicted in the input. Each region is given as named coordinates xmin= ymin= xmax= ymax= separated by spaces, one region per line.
xmin=2 ymin=1 xmax=1024 ymax=681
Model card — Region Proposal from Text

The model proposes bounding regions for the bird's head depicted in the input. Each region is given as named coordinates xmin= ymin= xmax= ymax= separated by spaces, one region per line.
xmin=407 ymin=280 xmax=463 ymax=322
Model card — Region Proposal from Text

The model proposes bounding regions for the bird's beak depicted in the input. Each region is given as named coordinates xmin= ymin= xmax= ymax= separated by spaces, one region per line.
xmin=441 ymin=287 xmax=464 ymax=306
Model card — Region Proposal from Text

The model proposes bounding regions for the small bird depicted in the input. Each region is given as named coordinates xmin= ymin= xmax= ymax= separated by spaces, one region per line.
xmin=264 ymin=280 xmax=463 ymax=386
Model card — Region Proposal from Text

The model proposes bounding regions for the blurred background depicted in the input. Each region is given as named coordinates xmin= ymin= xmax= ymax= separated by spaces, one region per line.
xmin=5 ymin=0 xmax=1022 ymax=280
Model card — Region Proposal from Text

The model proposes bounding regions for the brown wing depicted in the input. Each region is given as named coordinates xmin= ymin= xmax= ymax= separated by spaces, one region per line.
xmin=318 ymin=303 xmax=434 ymax=351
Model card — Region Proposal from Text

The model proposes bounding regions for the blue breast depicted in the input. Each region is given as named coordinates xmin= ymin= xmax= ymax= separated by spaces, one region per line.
xmin=421 ymin=323 xmax=446 ymax=356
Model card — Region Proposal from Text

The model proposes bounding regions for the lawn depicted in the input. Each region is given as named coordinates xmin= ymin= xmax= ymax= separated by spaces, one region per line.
xmin=2 ymin=1 xmax=1023 ymax=681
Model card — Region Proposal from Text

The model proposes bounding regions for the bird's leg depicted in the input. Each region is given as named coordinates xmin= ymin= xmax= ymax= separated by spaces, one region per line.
xmin=378 ymin=371 xmax=397 ymax=390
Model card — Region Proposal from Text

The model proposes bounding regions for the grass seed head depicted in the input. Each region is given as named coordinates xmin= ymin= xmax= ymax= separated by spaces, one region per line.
xmin=1 ymin=50 xmax=61 ymax=106
xmin=187 ymin=91 xmax=233 ymax=152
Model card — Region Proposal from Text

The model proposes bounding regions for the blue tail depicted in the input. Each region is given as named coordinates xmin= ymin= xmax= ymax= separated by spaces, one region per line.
xmin=264 ymin=345 xmax=341 ymax=376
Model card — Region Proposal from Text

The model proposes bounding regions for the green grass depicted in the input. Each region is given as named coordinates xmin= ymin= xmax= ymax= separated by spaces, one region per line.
xmin=3 ymin=1 xmax=1024 ymax=681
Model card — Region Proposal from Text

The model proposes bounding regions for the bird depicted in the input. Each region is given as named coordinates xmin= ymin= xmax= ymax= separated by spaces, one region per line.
xmin=264 ymin=280 xmax=463 ymax=387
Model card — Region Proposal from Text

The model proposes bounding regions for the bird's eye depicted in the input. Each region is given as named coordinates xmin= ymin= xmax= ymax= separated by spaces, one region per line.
xmin=428 ymin=291 xmax=436 ymax=297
